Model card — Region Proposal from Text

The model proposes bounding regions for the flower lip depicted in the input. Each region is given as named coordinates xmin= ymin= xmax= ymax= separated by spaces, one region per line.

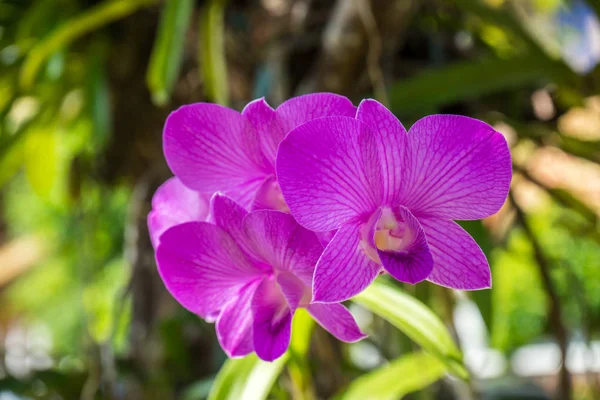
xmin=360 ymin=207 xmax=415 ymax=263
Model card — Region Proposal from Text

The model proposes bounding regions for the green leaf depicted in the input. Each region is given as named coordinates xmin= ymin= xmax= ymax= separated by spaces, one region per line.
xmin=353 ymin=279 xmax=468 ymax=379
xmin=207 ymin=354 xmax=287 ymax=400
xmin=340 ymin=352 xmax=447 ymax=400
xmin=287 ymin=309 xmax=316 ymax=399
xmin=24 ymin=126 xmax=59 ymax=200
xmin=20 ymin=0 xmax=158 ymax=88
xmin=86 ymin=41 xmax=111 ymax=151
xmin=388 ymin=54 xmax=574 ymax=118
xmin=200 ymin=0 xmax=229 ymax=105
xmin=146 ymin=0 xmax=195 ymax=106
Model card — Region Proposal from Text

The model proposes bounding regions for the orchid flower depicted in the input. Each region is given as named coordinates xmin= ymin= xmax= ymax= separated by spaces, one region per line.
xmin=162 ymin=93 xmax=356 ymax=212
xmin=155 ymin=194 xmax=366 ymax=361
xmin=276 ymin=100 xmax=512 ymax=303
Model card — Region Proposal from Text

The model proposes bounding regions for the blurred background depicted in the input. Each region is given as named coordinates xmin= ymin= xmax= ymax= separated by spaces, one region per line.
xmin=0 ymin=0 xmax=599 ymax=399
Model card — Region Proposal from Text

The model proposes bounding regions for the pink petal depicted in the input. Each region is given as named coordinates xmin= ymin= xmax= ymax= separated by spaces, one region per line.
xmin=252 ymin=278 xmax=293 ymax=361
xmin=275 ymin=93 xmax=357 ymax=135
xmin=243 ymin=210 xmax=322 ymax=286
xmin=211 ymin=194 xmax=256 ymax=257
xmin=377 ymin=206 xmax=434 ymax=284
xmin=277 ymin=117 xmax=382 ymax=232
xmin=242 ymin=98 xmax=280 ymax=166
xmin=419 ymin=217 xmax=491 ymax=290
xmin=156 ymin=222 xmax=263 ymax=320
xmin=216 ymin=280 xmax=260 ymax=357
xmin=403 ymin=115 xmax=512 ymax=220
xmin=307 ymin=303 xmax=367 ymax=342
xmin=312 ymin=222 xmax=382 ymax=303
xmin=356 ymin=99 xmax=408 ymax=204
xmin=147 ymin=177 xmax=210 ymax=248
xmin=163 ymin=103 xmax=270 ymax=208
xmin=276 ymin=271 xmax=307 ymax=312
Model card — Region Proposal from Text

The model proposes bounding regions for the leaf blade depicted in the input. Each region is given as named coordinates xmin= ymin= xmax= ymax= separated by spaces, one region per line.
xmin=199 ymin=0 xmax=229 ymax=105
xmin=146 ymin=0 xmax=195 ymax=105
xmin=20 ymin=0 xmax=158 ymax=88
xmin=353 ymin=279 xmax=468 ymax=379
xmin=341 ymin=352 xmax=447 ymax=400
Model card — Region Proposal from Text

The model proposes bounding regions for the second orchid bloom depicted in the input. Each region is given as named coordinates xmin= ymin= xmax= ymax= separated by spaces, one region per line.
xmin=150 ymin=93 xmax=512 ymax=361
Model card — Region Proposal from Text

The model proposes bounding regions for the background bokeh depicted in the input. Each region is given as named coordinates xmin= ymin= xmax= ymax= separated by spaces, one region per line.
xmin=0 ymin=0 xmax=599 ymax=399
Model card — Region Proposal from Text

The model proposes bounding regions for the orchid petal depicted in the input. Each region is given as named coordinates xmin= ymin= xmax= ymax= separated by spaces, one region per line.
xmin=377 ymin=207 xmax=434 ymax=284
xmin=356 ymin=99 xmax=408 ymax=204
xmin=242 ymin=98 xmax=280 ymax=166
xmin=216 ymin=280 xmax=261 ymax=357
xmin=313 ymin=222 xmax=382 ymax=303
xmin=252 ymin=278 xmax=293 ymax=361
xmin=276 ymin=271 xmax=307 ymax=312
xmin=307 ymin=303 xmax=367 ymax=342
xmin=403 ymin=115 xmax=511 ymax=220
xmin=211 ymin=194 xmax=256 ymax=256
xmin=156 ymin=222 xmax=262 ymax=320
xmin=277 ymin=117 xmax=382 ymax=231
xmin=275 ymin=92 xmax=357 ymax=135
xmin=419 ymin=217 xmax=491 ymax=290
xmin=243 ymin=210 xmax=322 ymax=286
xmin=163 ymin=103 xmax=269 ymax=208
xmin=147 ymin=177 xmax=210 ymax=248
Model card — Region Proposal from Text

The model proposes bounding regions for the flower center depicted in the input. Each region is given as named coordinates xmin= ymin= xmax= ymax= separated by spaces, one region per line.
xmin=360 ymin=207 xmax=413 ymax=263
xmin=373 ymin=208 xmax=413 ymax=251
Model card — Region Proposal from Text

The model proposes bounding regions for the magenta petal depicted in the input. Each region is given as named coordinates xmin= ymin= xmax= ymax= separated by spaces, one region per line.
xmin=277 ymin=117 xmax=382 ymax=232
xmin=307 ymin=303 xmax=367 ymax=342
xmin=276 ymin=271 xmax=307 ymax=312
xmin=156 ymin=222 xmax=262 ymax=320
xmin=356 ymin=99 xmax=408 ymax=204
xmin=313 ymin=222 xmax=382 ymax=303
xmin=377 ymin=206 xmax=434 ymax=285
xmin=252 ymin=278 xmax=292 ymax=361
xmin=419 ymin=217 xmax=491 ymax=290
xmin=147 ymin=177 xmax=210 ymax=248
xmin=163 ymin=103 xmax=269 ymax=208
xmin=403 ymin=115 xmax=512 ymax=220
xmin=275 ymin=93 xmax=357 ymax=135
xmin=211 ymin=194 xmax=255 ymax=256
xmin=216 ymin=280 xmax=260 ymax=357
xmin=243 ymin=210 xmax=322 ymax=286
xmin=242 ymin=98 xmax=280 ymax=166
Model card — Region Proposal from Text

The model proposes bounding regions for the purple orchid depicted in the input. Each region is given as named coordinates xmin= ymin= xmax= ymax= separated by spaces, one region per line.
xmin=162 ymin=93 xmax=356 ymax=211
xmin=276 ymin=99 xmax=512 ymax=303
xmin=147 ymin=176 xmax=210 ymax=248
xmin=155 ymin=194 xmax=366 ymax=361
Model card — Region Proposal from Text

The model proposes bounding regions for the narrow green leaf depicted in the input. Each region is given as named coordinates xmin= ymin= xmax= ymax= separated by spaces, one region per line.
xmin=288 ymin=309 xmax=316 ymax=400
xmin=146 ymin=0 xmax=195 ymax=106
xmin=353 ymin=279 xmax=468 ymax=379
xmin=341 ymin=352 xmax=447 ymax=400
xmin=388 ymin=54 xmax=574 ymax=118
xmin=86 ymin=41 xmax=111 ymax=151
xmin=208 ymin=354 xmax=287 ymax=400
xmin=200 ymin=0 xmax=229 ymax=105
xmin=20 ymin=0 xmax=157 ymax=88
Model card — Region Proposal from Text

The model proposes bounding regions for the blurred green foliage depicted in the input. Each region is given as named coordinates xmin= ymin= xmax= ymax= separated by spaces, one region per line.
xmin=0 ymin=0 xmax=599 ymax=399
